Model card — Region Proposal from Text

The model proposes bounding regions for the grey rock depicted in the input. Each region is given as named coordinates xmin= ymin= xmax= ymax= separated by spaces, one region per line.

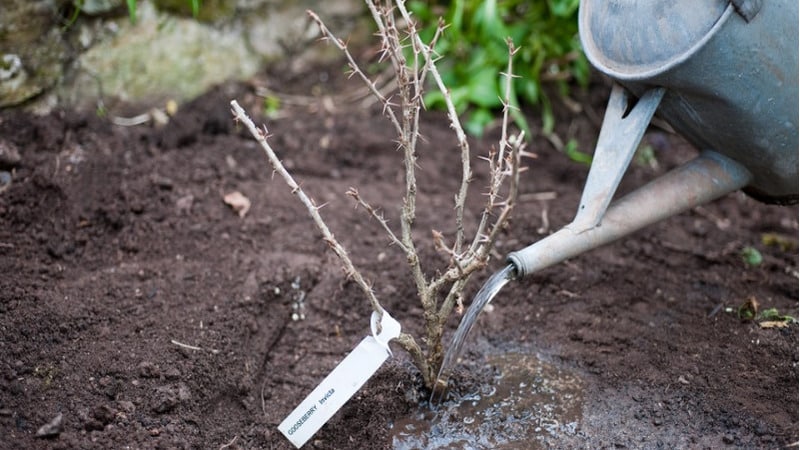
xmin=35 ymin=412 xmax=63 ymax=438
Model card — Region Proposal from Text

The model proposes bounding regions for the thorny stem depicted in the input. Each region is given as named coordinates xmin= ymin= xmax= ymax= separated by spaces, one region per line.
xmin=363 ymin=0 xmax=429 ymax=309
xmin=393 ymin=1 xmax=472 ymax=258
xmin=230 ymin=100 xmax=385 ymax=320
xmin=347 ymin=187 xmax=407 ymax=252
xmin=436 ymin=39 xmax=523 ymax=326
xmin=307 ymin=10 xmax=403 ymax=138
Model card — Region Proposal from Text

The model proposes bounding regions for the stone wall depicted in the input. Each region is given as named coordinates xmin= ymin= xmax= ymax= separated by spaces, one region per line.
xmin=0 ymin=0 xmax=363 ymax=113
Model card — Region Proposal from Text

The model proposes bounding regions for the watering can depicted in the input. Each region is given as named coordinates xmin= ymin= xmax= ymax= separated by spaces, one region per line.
xmin=507 ymin=0 xmax=798 ymax=278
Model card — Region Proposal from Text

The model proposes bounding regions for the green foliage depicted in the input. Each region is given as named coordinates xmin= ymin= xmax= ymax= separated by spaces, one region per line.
xmin=126 ymin=0 xmax=138 ymax=23
xmin=741 ymin=246 xmax=763 ymax=267
xmin=758 ymin=307 xmax=797 ymax=324
xmin=67 ymin=0 xmax=202 ymax=26
xmin=563 ymin=138 xmax=592 ymax=165
xmin=409 ymin=0 xmax=589 ymax=136
xmin=262 ymin=94 xmax=281 ymax=119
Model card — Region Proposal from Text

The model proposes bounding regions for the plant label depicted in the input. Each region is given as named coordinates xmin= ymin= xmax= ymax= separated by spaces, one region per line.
xmin=278 ymin=310 xmax=401 ymax=448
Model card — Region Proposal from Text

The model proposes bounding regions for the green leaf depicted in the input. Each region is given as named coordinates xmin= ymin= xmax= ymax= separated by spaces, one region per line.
xmin=126 ymin=0 xmax=137 ymax=24
xmin=741 ymin=246 xmax=763 ymax=266
xmin=758 ymin=307 xmax=797 ymax=323
xmin=465 ymin=108 xmax=494 ymax=137
xmin=408 ymin=0 xmax=587 ymax=136
xmin=547 ymin=0 xmax=580 ymax=18
xmin=564 ymin=139 xmax=592 ymax=165
xmin=263 ymin=94 xmax=281 ymax=118
xmin=467 ymin=68 xmax=502 ymax=108
xmin=190 ymin=0 xmax=200 ymax=18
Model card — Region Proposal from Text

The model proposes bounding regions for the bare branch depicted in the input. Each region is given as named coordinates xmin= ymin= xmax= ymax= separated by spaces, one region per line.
xmin=347 ymin=187 xmax=408 ymax=251
xmin=231 ymin=100 xmax=385 ymax=317
xmin=437 ymin=39 xmax=524 ymax=323
xmin=394 ymin=1 xmax=472 ymax=256
xmin=307 ymin=10 xmax=403 ymax=137
xmin=364 ymin=0 xmax=429 ymax=305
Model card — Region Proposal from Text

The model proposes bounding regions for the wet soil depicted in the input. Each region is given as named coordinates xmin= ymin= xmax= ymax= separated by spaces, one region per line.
xmin=0 ymin=63 xmax=797 ymax=449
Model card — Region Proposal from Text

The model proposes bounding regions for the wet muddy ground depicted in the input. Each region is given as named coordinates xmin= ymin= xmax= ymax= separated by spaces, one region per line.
xmin=0 ymin=63 xmax=797 ymax=449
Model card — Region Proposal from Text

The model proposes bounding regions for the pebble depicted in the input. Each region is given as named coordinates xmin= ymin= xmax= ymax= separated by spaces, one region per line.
xmin=164 ymin=367 xmax=181 ymax=380
xmin=0 ymin=171 xmax=11 ymax=194
xmin=0 ymin=140 xmax=20 ymax=168
xmin=117 ymin=400 xmax=136 ymax=414
xmin=35 ymin=413 xmax=63 ymax=438
xmin=138 ymin=361 xmax=161 ymax=379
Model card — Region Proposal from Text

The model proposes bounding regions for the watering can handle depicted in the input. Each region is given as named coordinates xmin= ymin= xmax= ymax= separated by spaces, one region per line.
xmin=569 ymin=85 xmax=665 ymax=233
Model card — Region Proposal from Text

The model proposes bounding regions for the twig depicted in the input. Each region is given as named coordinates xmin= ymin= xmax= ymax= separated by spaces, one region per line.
xmin=436 ymin=39 xmax=523 ymax=324
xmin=347 ymin=187 xmax=407 ymax=251
xmin=393 ymin=1 xmax=472 ymax=255
xmin=170 ymin=339 xmax=219 ymax=354
xmin=230 ymin=100 xmax=385 ymax=319
xmin=219 ymin=435 xmax=238 ymax=450
xmin=361 ymin=1 xmax=431 ymax=307
xmin=307 ymin=10 xmax=402 ymax=137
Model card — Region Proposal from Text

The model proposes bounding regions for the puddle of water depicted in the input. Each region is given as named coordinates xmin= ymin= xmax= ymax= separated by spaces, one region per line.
xmin=392 ymin=352 xmax=583 ymax=449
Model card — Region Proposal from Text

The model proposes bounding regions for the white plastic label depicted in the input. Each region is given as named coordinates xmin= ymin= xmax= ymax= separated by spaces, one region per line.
xmin=278 ymin=310 xmax=402 ymax=448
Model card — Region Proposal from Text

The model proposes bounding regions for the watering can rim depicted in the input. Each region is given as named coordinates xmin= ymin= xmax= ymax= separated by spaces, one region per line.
xmin=578 ymin=2 xmax=737 ymax=81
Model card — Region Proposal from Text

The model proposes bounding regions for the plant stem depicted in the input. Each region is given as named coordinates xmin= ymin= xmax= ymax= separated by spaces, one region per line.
xmin=230 ymin=100 xmax=385 ymax=319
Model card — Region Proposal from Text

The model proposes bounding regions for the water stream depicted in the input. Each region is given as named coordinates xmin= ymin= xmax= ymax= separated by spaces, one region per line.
xmin=432 ymin=264 xmax=516 ymax=403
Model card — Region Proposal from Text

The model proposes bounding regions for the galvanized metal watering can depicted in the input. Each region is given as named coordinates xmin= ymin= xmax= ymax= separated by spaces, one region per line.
xmin=507 ymin=0 xmax=798 ymax=277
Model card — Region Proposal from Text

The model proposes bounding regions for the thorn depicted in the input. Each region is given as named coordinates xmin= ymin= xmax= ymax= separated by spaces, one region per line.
xmin=499 ymin=71 xmax=521 ymax=79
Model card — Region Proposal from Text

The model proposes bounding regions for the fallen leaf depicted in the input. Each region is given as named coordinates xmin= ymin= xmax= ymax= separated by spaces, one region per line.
xmin=758 ymin=321 xmax=789 ymax=329
xmin=224 ymin=191 xmax=251 ymax=218
xmin=761 ymin=232 xmax=798 ymax=252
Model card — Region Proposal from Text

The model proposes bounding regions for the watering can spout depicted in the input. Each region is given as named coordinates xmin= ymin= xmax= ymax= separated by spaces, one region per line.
xmin=507 ymin=151 xmax=752 ymax=278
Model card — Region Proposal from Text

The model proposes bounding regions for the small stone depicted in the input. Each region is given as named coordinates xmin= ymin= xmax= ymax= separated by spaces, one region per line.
xmin=0 ymin=171 xmax=11 ymax=194
xmin=176 ymin=195 xmax=194 ymax=213
xmin=92 ymin=404 xmax=116 ymax=425
xmin=117 ymin=400 xmax=135 ymax=414
xmin=151 ymin=174 xmax=174 ymax=190
xmin=153 ymin=389 xmax=178 ymax=413
xmin=35 ymin=413 xmax=63 ymax=438
xmin=722 ymin=434 xmax=735 ymax=444
xmin=138 ymin=361 xmax=161 ymax=379
xmin=152 ymin=383 xmax=190 ymax=413
xmin=164 ymin=367 xmax=181 ymax=380
xmin=652 ymin=417 xmax=663 ymax=426
xmin=84 ymin=418 xmax=104 ymax=431
xmin=0 ymin=140 xmax=21 ymax=169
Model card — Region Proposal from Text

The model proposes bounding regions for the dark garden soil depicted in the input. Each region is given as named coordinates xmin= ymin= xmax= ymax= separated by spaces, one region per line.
xmin=0 ymin=62 xmax=797 ymax=449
